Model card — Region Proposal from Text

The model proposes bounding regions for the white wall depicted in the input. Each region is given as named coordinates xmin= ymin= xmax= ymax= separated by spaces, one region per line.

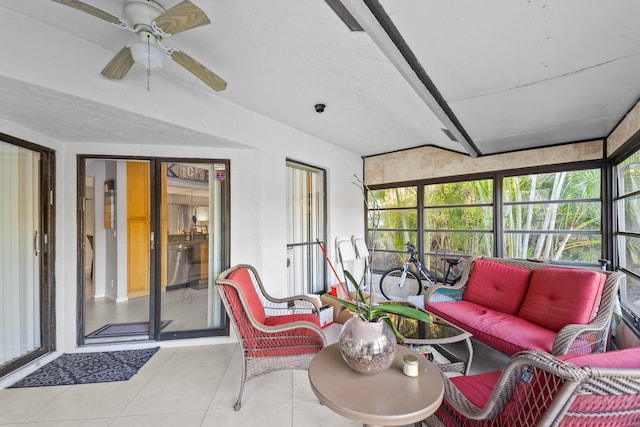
xmin=1 ymin=119 xmax=364 ymax=353
xmin=0 ymin=7 xmax=365 ymax=353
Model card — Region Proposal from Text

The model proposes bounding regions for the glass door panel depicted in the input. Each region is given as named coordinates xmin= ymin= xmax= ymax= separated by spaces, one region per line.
xmin=83 ymin=159 xmax=150 ymax=340
xmin=160 ymin=162 xmax=225 ymax=335
xmin=0 ymin=141 xmax=42 ymax=369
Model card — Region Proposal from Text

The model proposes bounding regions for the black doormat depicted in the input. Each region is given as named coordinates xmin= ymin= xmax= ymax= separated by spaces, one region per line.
xmin=86 ymin=320 xmax=172 ymax=338
xmin=10 ymin=347 xmax=159 ymax=388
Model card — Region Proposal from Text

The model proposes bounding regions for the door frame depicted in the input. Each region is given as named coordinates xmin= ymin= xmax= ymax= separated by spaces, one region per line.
xmin=0 ymin=133 xmax=55 ymax=378
xmin=154 ymin=158 xmax=231 ymax=340
xmin=77 ymin=155 xmax=231 ymax=345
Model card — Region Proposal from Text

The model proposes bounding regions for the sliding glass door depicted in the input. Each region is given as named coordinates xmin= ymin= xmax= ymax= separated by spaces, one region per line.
xmin=80 ymin=157 xmax=229 ymax=343
xmin=159 ymin=162 xmax=226 ymax=336
xmin=0 ymin=136 xmax=54 ymax=377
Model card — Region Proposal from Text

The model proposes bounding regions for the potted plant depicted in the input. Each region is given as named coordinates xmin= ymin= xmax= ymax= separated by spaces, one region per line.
xmin=326 ymin=270 xmax=432 ymax=375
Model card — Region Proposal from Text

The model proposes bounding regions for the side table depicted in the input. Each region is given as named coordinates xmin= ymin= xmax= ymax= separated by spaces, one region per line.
xmin=308 ymin=343 xmax=444 ymax=427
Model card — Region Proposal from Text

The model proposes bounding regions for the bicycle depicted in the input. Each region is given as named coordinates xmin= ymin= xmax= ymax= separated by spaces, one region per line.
xmin=379 ymin=242 xmax=463 ymax=300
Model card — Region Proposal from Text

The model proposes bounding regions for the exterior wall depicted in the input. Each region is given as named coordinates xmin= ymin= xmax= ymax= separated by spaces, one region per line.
xmin=608 ymin=99 xmax=640 ymax=157
xmin=364 ymin=140 xmax=604 ymax=186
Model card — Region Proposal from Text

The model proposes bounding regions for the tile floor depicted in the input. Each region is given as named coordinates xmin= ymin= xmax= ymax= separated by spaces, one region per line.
xmin=0 ymin=325 xmax=509 ymax=427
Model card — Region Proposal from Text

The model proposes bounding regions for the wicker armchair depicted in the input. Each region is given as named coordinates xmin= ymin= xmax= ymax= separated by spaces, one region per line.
xmin=246 ymin=264 xmax=319 ymax=316
xmin=424 ymin=256 xmax=625 ymax=355
xmin=215 ymin=264 xmax=326 ymax=411
xmin=423 ymin=347 xmax=640 ymax=427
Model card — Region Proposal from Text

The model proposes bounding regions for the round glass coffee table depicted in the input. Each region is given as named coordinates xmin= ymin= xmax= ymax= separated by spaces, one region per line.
xmin=386 ymin=301 xmax=474 ymax=375
xmin=308 ymin=343 xmax=444 ymax=427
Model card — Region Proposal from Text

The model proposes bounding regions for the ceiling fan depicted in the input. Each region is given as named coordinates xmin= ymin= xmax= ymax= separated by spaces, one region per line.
xmin=51 ymin=0 xmax=227 ymax=91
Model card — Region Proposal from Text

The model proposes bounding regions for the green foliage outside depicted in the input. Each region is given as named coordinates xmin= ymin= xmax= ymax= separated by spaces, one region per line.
xmin=368 ymin=170 xmax=603 ymax=271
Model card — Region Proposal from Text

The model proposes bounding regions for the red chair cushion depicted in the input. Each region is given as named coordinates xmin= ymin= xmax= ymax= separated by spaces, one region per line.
xmin=558 ymin=346 xmax=640 ymax=368
xmin=449 ymin=371 xmax=502 ymax=408
xmin=518 ymin=268 xmax=605 ymax=332
xmin=229 ymin=267 xmax=266 ymax=324
xmin=463 ymin=260 xmax=532 ymax=315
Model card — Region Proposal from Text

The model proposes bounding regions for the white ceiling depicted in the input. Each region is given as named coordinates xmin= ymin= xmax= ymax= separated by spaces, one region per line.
xmin=1 ymin=0 xmax=640 ymax=157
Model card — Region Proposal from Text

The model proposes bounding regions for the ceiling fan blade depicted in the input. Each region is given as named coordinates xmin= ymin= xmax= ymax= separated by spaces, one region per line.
xmin=101 ymin=46 xmax=135 ymax=80
xmin=51 ymin=0 xmax=123 ymax=25
xmin=169 ymin=50 xmax=227 ymax=91
xmin=153 ymin=1 xmax=210 ymax=36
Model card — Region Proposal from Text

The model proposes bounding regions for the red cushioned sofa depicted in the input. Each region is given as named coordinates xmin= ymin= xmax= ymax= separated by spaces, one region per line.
xmin=422 ymin=256 xmax=624 ymax=356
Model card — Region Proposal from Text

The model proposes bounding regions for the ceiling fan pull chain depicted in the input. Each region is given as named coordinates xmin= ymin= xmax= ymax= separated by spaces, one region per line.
xmin=146 ymin=34 xmax=151 ymax=91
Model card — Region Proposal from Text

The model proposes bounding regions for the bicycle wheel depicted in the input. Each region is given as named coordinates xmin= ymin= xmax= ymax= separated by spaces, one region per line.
xmin=379 ymin=268 xmax=421 ymax=300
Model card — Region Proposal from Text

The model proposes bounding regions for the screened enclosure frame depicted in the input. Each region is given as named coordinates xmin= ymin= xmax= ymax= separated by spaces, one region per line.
xmin=366 ymin=160 xmax=606 ymax=274
xmin=611 ymin=136 xmax=640 ymax=333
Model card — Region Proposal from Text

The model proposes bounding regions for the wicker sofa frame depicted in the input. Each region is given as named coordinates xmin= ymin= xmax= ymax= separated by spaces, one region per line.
xmin=424 ymin=256 xmax=625 ymax=355
xmin=215 ymin=264 xmax=326 ymax=411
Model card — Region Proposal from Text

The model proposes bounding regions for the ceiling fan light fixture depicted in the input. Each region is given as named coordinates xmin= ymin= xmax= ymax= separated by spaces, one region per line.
xmin=131 ymin=42 xmax=164 ymax=70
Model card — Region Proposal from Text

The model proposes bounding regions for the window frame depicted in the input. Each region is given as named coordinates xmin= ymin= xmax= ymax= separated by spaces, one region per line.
xmin=611 ymin=138 xmax=640 ymax=331
xmin=423 ymin=177 xmax=495 ymax=265
xmin=366 ymin=184 xmax=419 ymax=272
xmin=366 ymin=160 xmax=605 ymax=275
xmin=285 ymin=159 xmax=327 ymax=294
xmin=501 ymin=166 xmax=603 ymax=264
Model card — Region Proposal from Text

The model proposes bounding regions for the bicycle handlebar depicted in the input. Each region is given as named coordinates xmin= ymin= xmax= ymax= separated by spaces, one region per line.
xmin=406 ymin=242 xmax=462 ymax=266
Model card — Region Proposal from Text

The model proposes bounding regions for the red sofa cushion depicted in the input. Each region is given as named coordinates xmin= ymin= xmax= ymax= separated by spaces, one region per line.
xmin=463 ymin=259 xmax=532 ymax=315
xmin=427 ymin=301 xmax=556 ymax=355
xmin=229 ymin=267 xmax=266 ymax=324
xmin=518 ymin=268 xmax=605 ymax=332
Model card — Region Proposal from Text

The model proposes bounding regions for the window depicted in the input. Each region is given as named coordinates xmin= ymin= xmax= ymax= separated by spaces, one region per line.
xmin=368 ymin=186 xmax=417 ymax=271
xmin=286 ymin=160 xmax=326 ymax=294
xmin=615 ymin=150 xmax=640 ymax=319
xmin=424 ymin=179 xmax=493 ymax=266
xmin=503 ymin=170 xmax=601 ymax=262
xmin=366 ymin=166 xmax=602 ymax=274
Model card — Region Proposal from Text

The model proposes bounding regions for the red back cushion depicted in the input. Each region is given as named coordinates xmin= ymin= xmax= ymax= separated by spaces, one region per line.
xmin=463 ymin=260 xmax=533 ymax=315
xmin=265 ymin=313 xmax=321 ymax=328
xmin=228 ymin=267 xmax=266 ymax=324
xmin=518 ymin=268 xmax=605 ymax=332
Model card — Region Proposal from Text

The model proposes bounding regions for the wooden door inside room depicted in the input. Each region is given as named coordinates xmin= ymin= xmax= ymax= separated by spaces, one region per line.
xmin=127 ymin=161 xmax=151 ymax=298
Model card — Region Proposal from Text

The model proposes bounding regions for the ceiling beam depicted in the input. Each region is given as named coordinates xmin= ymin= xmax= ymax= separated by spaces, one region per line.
xmin=325 ymin=0 xmax=364 ymax=31
xmin=341 ymin=0 xmax=480 ymax=157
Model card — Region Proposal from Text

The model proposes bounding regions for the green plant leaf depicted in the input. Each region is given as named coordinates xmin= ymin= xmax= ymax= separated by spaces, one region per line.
xmin=344 ymin=270 xmax=368 ymax=304
xmin=323 ymin=287 xmax=432 ymax=325
xmin=373 ymin=303 xmax=432 ymax=323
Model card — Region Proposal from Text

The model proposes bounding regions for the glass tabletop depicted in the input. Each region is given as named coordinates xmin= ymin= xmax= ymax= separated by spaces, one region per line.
xmin=386 ymin=301 xmax=471 ymax=344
